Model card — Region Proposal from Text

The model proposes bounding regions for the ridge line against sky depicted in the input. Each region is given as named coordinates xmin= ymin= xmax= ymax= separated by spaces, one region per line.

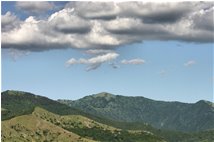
xmin=1 ymin=1 xmax=214 ymax=103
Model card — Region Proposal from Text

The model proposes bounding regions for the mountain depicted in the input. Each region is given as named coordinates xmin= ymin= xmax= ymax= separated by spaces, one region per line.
xmin=58 ymin=92 xmax=214 ymax=132
xmin=1 ymin=90 xmax=153 ymax=131
xmin=2 ymin=90 xmax=214 ymax=142
xmin=2 ymin=107 xmax=95 ymax=142
xmin=1 ymin=90 xmax=87 ymax=120
xmin=2 ymin=107 xmax=168 ymax=142
xmin=1 ymin=90 xmax=166 ymax=142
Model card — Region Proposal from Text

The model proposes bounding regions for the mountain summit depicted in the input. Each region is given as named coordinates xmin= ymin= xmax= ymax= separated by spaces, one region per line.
xmin=91 ymin=92 xmax=115 ymax=99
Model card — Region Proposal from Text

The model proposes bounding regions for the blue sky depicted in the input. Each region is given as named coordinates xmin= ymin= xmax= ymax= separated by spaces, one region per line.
xmin=1 ymin=1 xmax=213 ymax=103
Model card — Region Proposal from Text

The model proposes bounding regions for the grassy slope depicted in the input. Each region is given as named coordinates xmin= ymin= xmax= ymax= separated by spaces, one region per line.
xmin=2 ymin=107 xmax=166 ymax=142
xmin=1 ymin=90 xmax=150 ymax=130
xmin=2 ymin=90 xmax=214 ymax=142
xmin=2 ymin=110 xmax=96 ymax=142
xmin=1 ymin=90 xmax=155 ymax=133
xmin=34 ymin=107 xmax=166 ymax=142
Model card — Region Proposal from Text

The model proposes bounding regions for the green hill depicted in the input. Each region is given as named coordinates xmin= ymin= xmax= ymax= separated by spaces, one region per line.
xmin=1 ymin=90 xmax=166 ymax=142
xmin=2 ymin=108 xmax=96 ymax=142
xmin=1 ymin=90 xmax=153 ymax=131
xmin=58 ymin=92 xmax=214 ymax=132
xmin=2 ymin=90 xmax=214 ymax=142
xmin=1 ymin=90 xmax=88 ymax=120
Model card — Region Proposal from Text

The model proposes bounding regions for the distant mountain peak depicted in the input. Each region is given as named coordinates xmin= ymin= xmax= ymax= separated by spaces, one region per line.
xmin=92 ymin=92 xmax=115 ymax=98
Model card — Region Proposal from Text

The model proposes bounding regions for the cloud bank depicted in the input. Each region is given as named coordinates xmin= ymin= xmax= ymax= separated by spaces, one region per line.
xmin=1 ymin=2 xmax=213 ymax=70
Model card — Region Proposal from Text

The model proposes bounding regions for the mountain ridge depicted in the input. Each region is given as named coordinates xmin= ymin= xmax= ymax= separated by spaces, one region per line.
xmin=2 ymin=90 xmax=214 ymax=142
xmin=1 ymin=90 xmax=167 ymax=142
xmin=64 ymin=92 xmax=213 ymax=105
xmin=59 ymin=92 xmax=214 ymax=132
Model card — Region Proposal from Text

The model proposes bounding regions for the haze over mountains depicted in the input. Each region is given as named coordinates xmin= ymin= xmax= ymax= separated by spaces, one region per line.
xmin=1 ymin=90 xmax=214 ymax=142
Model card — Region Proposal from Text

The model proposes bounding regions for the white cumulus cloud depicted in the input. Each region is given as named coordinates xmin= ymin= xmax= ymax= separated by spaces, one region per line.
xmin=1 ymin=2 xmax=213 ymax=71
xmin=66 ymin=53 xmax=119 ymax=71
xmin=1 ymin=12 xmax=21 ymax=32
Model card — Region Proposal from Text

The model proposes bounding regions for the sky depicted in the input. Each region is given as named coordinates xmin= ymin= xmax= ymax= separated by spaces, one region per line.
xmin=1 ymin=1 xmax=214 ymax=103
